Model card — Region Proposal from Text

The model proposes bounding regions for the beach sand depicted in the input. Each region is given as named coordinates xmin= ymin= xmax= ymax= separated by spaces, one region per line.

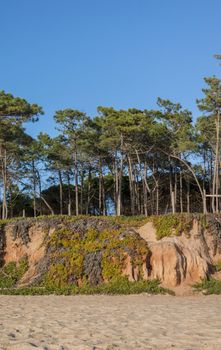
xmin=0 ymin=294 xmax=220 ymax=350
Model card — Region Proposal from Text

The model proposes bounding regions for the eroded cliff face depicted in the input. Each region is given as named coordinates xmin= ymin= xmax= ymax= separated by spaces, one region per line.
xmin=0 ymin=215 xmax=221 ymax=290
xmin=0 ymin=217 xmax=150 ymax=288
xmin=138 ymin=217 xmax=221 ymax=287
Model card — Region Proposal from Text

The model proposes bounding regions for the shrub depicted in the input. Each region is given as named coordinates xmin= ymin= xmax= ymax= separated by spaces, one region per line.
xmin=150 ymin=214 xmax=194 ymax=240
xmin=0 ymin=258 xmax=28 ymax=288
xmin=44 ymin=225 xmax=149 ymax=287
xmin=0 ymin=278 xmax=174 ymax=296
xmin=193 ymin=278 xmax=221 ymax=295
xmin=215 ymin=261 xmax=221 ymax=272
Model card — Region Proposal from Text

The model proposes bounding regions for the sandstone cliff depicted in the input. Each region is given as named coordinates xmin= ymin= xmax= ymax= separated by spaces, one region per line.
xmin=138 ymin=217 xmax=221 ymax=288
xmin=0 ymin=217 xmax=150 ymax=289
xmin=0 ymin=215 xmax=220 ymax=292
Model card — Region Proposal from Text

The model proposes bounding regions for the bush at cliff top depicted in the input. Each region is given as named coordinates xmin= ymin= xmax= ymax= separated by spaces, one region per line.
xmin=150 ymin=214 xmax=194 ymax=240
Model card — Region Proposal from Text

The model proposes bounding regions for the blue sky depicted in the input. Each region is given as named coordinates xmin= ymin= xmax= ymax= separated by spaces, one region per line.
xmin=1 ymin=0 xmax=221 ymax=137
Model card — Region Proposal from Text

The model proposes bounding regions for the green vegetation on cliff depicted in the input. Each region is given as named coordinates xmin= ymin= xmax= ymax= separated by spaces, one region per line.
xmin=44 ymin=220 xmax=149 ymax=288
xmin=215 ymin=261 xmax=221 ymax=272
xmin=0 ymin=277 xmax=174 ymax=296
xmin=0 ymin=214 xmax=220 ymax=295
xmin=0 ymin=258 xmax=28 ymax=288
xmin=150 ymin=214 xmax=194 ymax=240
xmin=0 ymin=216 xmax=168 ymax=295
xmin=193 ymin=278 xmax=221 ymax=295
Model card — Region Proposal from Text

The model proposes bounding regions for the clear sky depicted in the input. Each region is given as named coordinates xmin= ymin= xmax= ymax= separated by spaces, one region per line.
xmin=1 ymin=0 xmax=221 ymax=137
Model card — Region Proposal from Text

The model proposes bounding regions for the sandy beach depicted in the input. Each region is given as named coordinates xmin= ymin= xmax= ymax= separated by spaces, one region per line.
xmin=0 ymin=295 xmax=220 ymax=350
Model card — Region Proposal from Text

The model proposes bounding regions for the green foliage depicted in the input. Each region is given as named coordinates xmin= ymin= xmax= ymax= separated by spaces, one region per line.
xmin=0 ymin=258 xmax=29 ymax=288
xmin=0 ymin=278 xmax=173 ymax=296
xmin=0 ymin=90 xmax=43 ymax=123
xmin=150 ymin=214 xmax=194 ymax=240
xmin=0 ymin=212 xmax=208 ymax=243
xmin=104 ymin=215 xmax=148 ymax=227
xmin=157 ymin=97 xmax=194 ymax=153
xmin=197 ymin=76 xmax=221 ymax=114
xmin=0 ymin=214 xmax=148 ymax=228
xmin=43 ymin=220 xmax=149 ymax=287
xmin=101 ymin=253 xmax=123 ymax=280
xmin=193 ymin=278 xmax=221 ymax=295
xmin=215 ymin=261 xmax=221 ymax=272
xmin=0 ymin=86 xmax=219 ymax=218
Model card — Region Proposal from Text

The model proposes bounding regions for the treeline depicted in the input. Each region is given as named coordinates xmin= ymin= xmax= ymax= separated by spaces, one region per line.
xmin=1 ymin=58 xmax=221 ymax=218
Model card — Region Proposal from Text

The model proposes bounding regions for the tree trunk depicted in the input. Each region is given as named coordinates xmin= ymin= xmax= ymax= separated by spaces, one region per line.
xmin=134 ymin=168 xmax=140 ymax=215
xmin=3 ymin=150 xmax=8 ymax=219
xmin=98 ymin=157 xmax=102 ymax=215
xmin=135 ymin=151 xmax=151 ymax=216
xmin=9 ymin=184 xmax=13 ymax=218
xmin=80 ymin=166 xmax=84 ymax=215
xmin=142 ymin=161 xmax=148 ymax=216
xmin=116 ymin=160 xmax=122 ymax=216
xmin=40 ymin=195 xmax=54 ymax=215
xmin=216 ymin=112 xmax=220 ymax=212
xmin=74 ymin=141 xmax=79 ymax=216
xmin=114 ymin=154 xmax=118 ymax=215
xmin=174 ymin=172 xmax=177 ymax=212
xmin=209 ymin=149 xmax=213 ymax=212
xmin=32 ymin=160 xmax=37 ymax=217
xmin=212 ymin=111 xmax=220 ymax=213
xmin=160 ymin=149 xmax=206 ymax=213
xmin=101 ymin=164 xmax=106 ymax=216
xmin=127 ymin=154 xmax=135 ymax=215
xmin=180 ymin=169 xmax=183 ymax=213
xmin=37 ymin=170 xmax=43 ymax=215
xmin=169 ymin=162 xmax=175 ymax=214
xmin=67 ymin=170 xmax=72 ymax=216
xmin=86 ymin=166 xmax=91 ymax=215
xmin=156 ymin=181 xmax=159 ymax=215
xmin=187 ymin=178 xmax=190 ymax=213
xmin=1 ymin=147 xmax=8 ymax=220
xmin=58 ymin=170 xmax=63 ymax=215
xmin=116 ymin=136 xmax=123 ymax=216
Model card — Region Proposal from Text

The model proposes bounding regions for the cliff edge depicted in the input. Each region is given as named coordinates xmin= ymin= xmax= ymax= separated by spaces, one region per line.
xmin=0 ymin=215 xmax=220 ymax=293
